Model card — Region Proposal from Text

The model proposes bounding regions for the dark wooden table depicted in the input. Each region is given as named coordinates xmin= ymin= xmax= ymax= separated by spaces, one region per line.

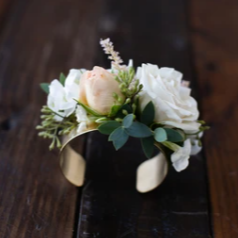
xmin=0 ymin=0 xmax=237 ymax=237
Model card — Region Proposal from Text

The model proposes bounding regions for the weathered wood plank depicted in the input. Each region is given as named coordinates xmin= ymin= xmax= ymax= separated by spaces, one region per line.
xmin=0 ymin=0 xmax=102 ymax=237
xmin=77 ymin=0 xmax=212 ymax=237
xmin=189 ymin=1 xmax=238 ymax=237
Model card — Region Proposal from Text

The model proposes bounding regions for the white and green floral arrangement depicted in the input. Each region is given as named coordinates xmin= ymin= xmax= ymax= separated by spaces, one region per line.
xmin=37 ymin=38 xmax=209 ymax=173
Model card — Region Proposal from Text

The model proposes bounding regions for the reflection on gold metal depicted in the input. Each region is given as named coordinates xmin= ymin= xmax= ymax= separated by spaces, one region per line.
xmin=136 ymin=151 xmax=168 ymax=193
xmin=59 ymin=126 xmax=168 ymax=193
xmin=60 ymin=126 xmax=97 ymax=187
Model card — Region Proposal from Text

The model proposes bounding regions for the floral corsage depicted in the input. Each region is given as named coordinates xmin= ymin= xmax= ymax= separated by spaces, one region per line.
xmin=37 ymin=38 xmax=209 ymax=192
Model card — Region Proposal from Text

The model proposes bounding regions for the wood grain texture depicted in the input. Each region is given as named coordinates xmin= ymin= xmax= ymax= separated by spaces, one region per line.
xmin=189 ymin=1 xmax=238 ymax=237
xmin=76 ymin=0 xmax=212 ymax=237
xmin=0 ymin=0 xmax=101 ymax=237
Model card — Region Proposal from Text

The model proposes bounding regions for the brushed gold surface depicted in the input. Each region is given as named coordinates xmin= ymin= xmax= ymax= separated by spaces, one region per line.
xmin=60 ymin=126 xmax=97 ymax=186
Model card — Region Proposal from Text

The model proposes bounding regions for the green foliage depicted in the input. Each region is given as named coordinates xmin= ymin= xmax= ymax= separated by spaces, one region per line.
xmin=107 ymin=115 xmax=152 ymax=151
xmin=197 ymin=120 xmax=206 ymax=125
xmin=200 ymin=125 xmax=210 ymax=131
xmin=109 ymin=66 xmax=143 ymax=125
xmin=162 ymin=141 xmax=180 ymax=152
xmin=122 ymin=114 xmax=134 ymax=128
xmin=141 ymin=101 xmax=155 ymax=126
xmin=115 ymin=67 xmax=143 ymax=99
xmin=141 ymin=136 xmax=154 ymax=158
xmin=125 ymin=121 xmax=152 ymax=138
xmin=109 ymin=105 xmax=122 ymax=117
xmin=154 ymin=128 xmax=167 ymax=142
xmin=115 ymin=104 xmax=133 ymax=118
xmin=98 ymin=121 xmax=121 ymax=135
xmin=95 ymin=117 xmax=109 ymax=124
xmin=164 ymin=128 xmax=184 ymax=142
xmin=36 ymin=106 xmax=78 ymax=150
xmin=40 ymin=83 xmax=50 ymax=94
xmin=75 ymin=100 xmax=103 ymax=117
xmin=59 ymin=73 xmax=66 ymax=85
xmin=109 ymin=127 xmax=129 ymax=150
xmin=153 ymin=127 xmax=184 ymax=153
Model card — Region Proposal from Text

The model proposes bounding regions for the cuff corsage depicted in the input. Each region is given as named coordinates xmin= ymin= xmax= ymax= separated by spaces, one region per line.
xmin=37 ymin=38 xmax=209 ymax=192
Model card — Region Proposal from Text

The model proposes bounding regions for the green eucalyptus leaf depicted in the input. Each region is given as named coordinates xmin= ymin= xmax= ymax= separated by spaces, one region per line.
xmin=141 ymin=101 xmax=155 ymax=126
xmin=164 ymin=128 xmax=184 ymax=142
xmin=109 ymin=127 xmax=129 ymax=150
xmin=154 ymin=128 xmax=167 ymax=142
xmin=98 ymin=121 xmax=121 ymax=135
xmin=141 ymin=136 xmax=154 ymax=158
xmin=125 ymin=122 xmax=152 ymax=138
xmin=122 ymin=114 xmax=134 ymax=128
xmin=162 ymin=141 xmax=180 ymax=152
xmin=59 ymin=73 xmax=66 ymax=86
xmin=40 ymin=83 xmax=50 ymax=94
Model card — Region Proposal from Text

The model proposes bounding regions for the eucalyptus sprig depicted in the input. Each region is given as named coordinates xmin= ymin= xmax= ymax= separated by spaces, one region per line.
xmin=98 ymin=100 xmax=192 ymax=159
xmin=36 ymin=106 xmax=77 ymax=150
xmin=98 ymin=113 xmax=152 ymax=150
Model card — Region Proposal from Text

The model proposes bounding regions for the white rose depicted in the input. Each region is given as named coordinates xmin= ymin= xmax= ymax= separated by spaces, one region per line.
xmin=137 ymin=64 xmax=200 ymax=132
xmin=171 ymin=139 xmax=191 ymax=172
xmin=78 ymin=66 xmax=124 ymax=115
xmin=47 ymin=69 xmax=85 ymax=121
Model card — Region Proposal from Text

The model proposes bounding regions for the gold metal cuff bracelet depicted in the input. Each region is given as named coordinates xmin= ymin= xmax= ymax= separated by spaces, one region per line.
xmin=60 ymin=125 xmax=168 ymax=193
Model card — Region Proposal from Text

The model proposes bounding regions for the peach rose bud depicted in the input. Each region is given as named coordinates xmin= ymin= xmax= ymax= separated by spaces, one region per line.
xmin=78 ymin=66 xmax=124 ymax=115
